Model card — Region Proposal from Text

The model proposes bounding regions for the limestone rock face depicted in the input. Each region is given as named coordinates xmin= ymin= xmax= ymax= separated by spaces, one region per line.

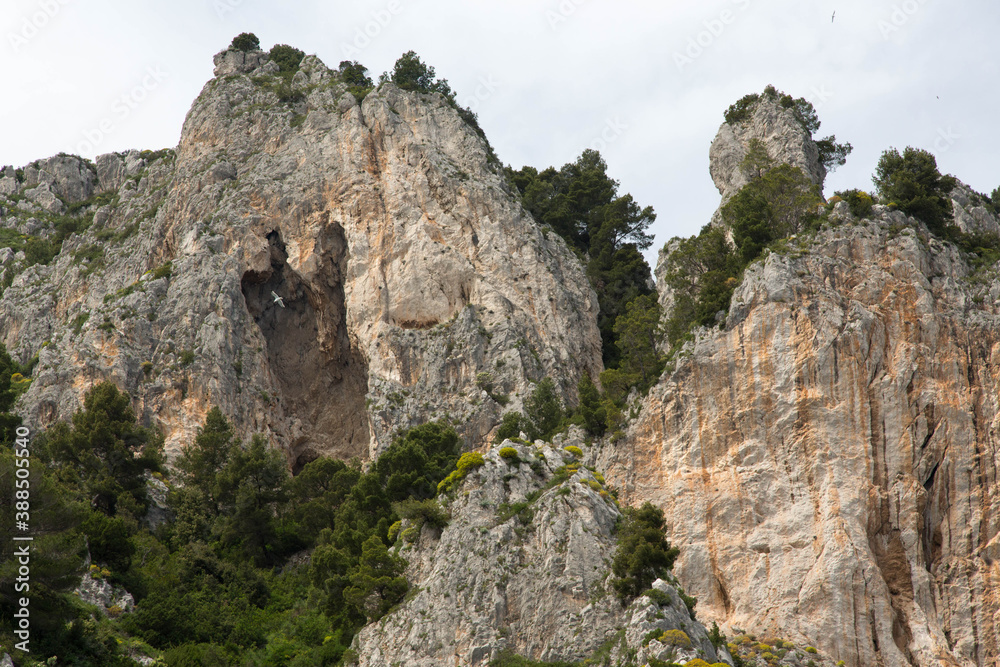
xmin=709 ymin=96 xmax=825 ymax=204
xmin=0 ymin=50 xmax=602 ymax=465
xmin=950 ymin=180 xmax=1000 ymax=236
xmin=22 ymin=153 xmax=97 ymax=203
xmin=657 ymin=95 xmax=827 ymax=319
xmin=352 ymin=438 xmax=728 ymax=667
xmin=604 ymin=208 xmax=1000 ymax=667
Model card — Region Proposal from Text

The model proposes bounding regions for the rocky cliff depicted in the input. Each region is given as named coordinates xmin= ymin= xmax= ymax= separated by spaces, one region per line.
xmin=611 ymin=107 xmax=1000 ymax=667
xmin=353 ymin=436 xmax=733 ymax=667
xmin=4 ymin=42 xmax=1000 ymax=667
xmin=0 ymin=46 xmax=601 ymax=467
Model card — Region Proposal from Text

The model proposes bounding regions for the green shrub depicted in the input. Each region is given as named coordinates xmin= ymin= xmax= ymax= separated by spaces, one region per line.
xmin=873 ymin=146 xmax=956 ymax=236
xmin=662 ymin=628 xmax=692 ymax=648
xmin=141 ymin=361 xmax=153 ymax=376
xmin=71 ymin=312 xmax=90 ymax=334
xmin=163 ymin=642 xmax=229 ymax=666
xmin=576 ymin=373 xmax=606 ymax=437
xmin=707 ymin=622 xmax=725 ymax=649
xmin=24 ymin=236 xmax=59 ymax=265
xmin=179 ymin=350 xmax=195 ymax=366
xmin=387 ymin=520 xmax=402 ymax=542
xmin=612 ymin=502 xmax=679 ymax=603
xmin=499 ymin=447 xmax=519 ymax=461
xmin=563 ymin=445 xmax=582 ymax=457
xmin=230 ymin=32 xmax=260 ymax=52
xmin=496 ymin=500 xmax=534 ymax=525
xmin=151 ymin=262 xmax=172 ymax=280
xmin=525 ymin=377 xmax=564 ymax=441
xmin=269 ymin=44 xmax=305 ymax=74
xmin=642 ymin=587 xmax=671 ymax=606
xmin=395 ymin=497 xmax=449 ymax=530
xmin=804 ymin=646 xmax=818 ymax=654
xmin=834 ymin=188 xmax=874 ymax=218
xmin=724 ymin=93 xmax=760 ymax=125
xmin=495 ymin=411 xmax=527 ymax=444
xmin=678 ymin=588 xmax=697 ymax=618
xmin=475 ymin=371 xmax=495 ymax=393
xmin=374 ymin=421 xmax=461 ymax=501
xmin=388 ymin=50 xmax=452 ymax=96
xmin=437 ymin=451 xmax=485 ymax=495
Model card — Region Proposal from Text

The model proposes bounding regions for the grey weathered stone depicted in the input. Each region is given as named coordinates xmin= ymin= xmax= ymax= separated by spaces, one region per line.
xmin=212 ymin=47 xmax=268 ymax=76
xmin=709 ymin=95 xmax=826 ymax=201
xmin=2 ymin=52 xmax=602 ymax=470
xmin=0 ymin=176 xmax=17 ymax=196
xmin=96 ymin=152 xmax=127 ymax=192
xmin=606 ymin=212 xmax=1000 ymax=667
xmin=950 ymin=180 xmax=1000 ymax=236
xmin=24 ymin=183 xmax=65 ymax=214
xmin=352 ymin=440 xmax=727 ymax=666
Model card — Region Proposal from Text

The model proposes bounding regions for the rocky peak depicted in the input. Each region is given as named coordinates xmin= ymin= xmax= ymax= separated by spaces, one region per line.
xmin=212 ymin=46 xmax=270 ymax=77
xmin=2 ymin=48 xmax=602 ymax=467
xmin=949 ymin=179 xmax=1000 ymax=236
xmin=708 ymin=94 xmax=825 ymax=204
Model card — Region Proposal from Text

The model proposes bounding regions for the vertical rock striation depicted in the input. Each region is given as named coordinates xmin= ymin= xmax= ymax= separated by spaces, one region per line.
xmin=612 ymin=205 xmax=1000 ymax=664
xmin=1 ymin=48 xmax=602 ymax=465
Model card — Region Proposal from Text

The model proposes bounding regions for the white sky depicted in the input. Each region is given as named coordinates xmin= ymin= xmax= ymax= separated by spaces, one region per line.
xmin=2 ymin=0 xmax=998 ymax=265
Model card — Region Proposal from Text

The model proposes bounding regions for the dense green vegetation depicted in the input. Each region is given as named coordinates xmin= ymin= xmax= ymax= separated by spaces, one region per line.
xmin=508 ymin=150 xmax=656 ymax=370
xmin=230 ymin=33 xmax=260 ymax=52
xmin=1 ymin=380 xmax=464 ymax=666
xmin=873 ymin=146 xmax=957 ymax=236
xmin=0 ymin=343 xmax=32 ymax=444
xmin=268 ymin=44 xmax=306 ymax=75
xmin=337 ymin=60 xmax=374 ymax=102
xmin=611 ymin=503 xmax=680 ymax=603
xmin=503 ymin=149 xmax=666 ymax=439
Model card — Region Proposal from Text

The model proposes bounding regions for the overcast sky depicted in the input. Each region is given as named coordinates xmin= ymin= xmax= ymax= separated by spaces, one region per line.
xmin=2 ymin=0 xmax=998 ymax=265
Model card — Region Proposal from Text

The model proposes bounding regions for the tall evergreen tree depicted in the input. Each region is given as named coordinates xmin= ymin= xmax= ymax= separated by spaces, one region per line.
xmin=508 ymin=150 xmax=656 ymax=367
xmin=0 ymin=342 xmax=22 ymax=445
xmin=39 ymin=381 xmax=162 ymax=518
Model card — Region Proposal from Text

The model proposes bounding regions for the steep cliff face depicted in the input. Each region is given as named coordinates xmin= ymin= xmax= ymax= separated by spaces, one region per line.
xmin=353 ymin=437 xmax=731 ymax=667
xmin=708 ymin=96 xmax=826 ymax=203
xmin=0 ymin=47 xmax=602 ymax=464
xmin=655 ymin=95 xmax=827 ymax=316
xmin=608 ymin=198 xmax=1000 ymax=665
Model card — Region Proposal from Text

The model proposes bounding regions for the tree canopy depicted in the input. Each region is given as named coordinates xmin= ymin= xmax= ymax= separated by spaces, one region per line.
xmin=611 ymin=502 xmax=680 ymax=603
xmin=873 ymin=146 xmax=957 ymax=235
xmin=509 ymin=149 xmax=656 ymax=368
xmin=39 ymin=381 xmax=162 ymax=518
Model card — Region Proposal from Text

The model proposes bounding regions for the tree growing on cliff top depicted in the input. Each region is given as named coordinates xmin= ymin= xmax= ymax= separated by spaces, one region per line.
xmin=873 ymin=146 xmax=957 ymax=236
xmin=725 ymin=85 xmax=852 ymax=173
xmin=508 ymin=149 xmax=656 ymax=368
xmin=229 ymin=32 xmax=260 ymax=52
xmin=386 ymin=50 xmax=453 ymax=97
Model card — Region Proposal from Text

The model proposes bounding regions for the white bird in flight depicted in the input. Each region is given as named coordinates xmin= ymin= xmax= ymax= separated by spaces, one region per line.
xmin=271 ymin=291 xmax=285 ymax=308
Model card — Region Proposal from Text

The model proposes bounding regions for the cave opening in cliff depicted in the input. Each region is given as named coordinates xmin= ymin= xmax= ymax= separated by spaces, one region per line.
xmin=240 ymin=228 xmax=370 ymax=472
